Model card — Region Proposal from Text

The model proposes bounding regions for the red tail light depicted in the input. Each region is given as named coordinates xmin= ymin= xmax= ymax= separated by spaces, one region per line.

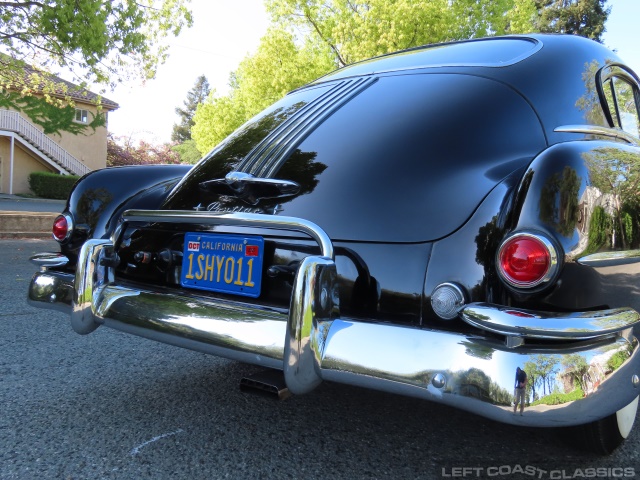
xmin=52 ymin=214 xmax=73 ymax=242
xmin=497 ymin=232 xmax=558 ymax=288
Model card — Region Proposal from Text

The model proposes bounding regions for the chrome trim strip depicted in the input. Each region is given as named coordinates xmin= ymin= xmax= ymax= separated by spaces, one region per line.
xmin=260 ymin=77 xmax=379 ymax=178
xmin=555 ymin=124 xmax=640 ymax=146
xmin=28 ymin=265 xmax=640 ymax=428
xmin=237 ymin=80 xmax=350 ymax=172
xmin=121 ymin=210 xmax=335 ymax=260
xmin=245 ymin=79 xmax=360 ymax=174
xmin=460 ymin=302 xmax=640 ymax=339
xmin=578 ymin=249 xmax=640 ymax=267
xmin=29 ymin=252 xmax=69 ymax=270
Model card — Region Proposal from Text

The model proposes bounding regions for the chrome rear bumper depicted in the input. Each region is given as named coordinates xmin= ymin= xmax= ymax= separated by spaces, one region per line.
xmin=27 ymin=211 xmax=640 ymax=428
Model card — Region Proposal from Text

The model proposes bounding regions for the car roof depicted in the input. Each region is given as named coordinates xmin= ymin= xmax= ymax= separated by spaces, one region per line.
xmin=311 ymin=34 xmax=627 ymax=85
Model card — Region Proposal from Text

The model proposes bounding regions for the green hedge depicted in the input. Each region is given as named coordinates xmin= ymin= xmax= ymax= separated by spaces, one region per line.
xmin=531 ymin=387 xmax=584 ymax=406
xmin=28 ymin=171 xmax=80 ymax=200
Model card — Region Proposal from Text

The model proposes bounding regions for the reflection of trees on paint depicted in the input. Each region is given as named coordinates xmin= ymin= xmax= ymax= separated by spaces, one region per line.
xmin=572 ymin=59 xmax=640 ymax=254
xmin=76 ymin=187 xmax=113 ymax=231
xmin=474 ymin=215 xmax=502 ymax=269
xmin=576 ymin=60 xmax=607 ymax=126
xmin=582 ymin=147 xmax=640 ymax=252
xmin=473 ymin=215 xmax=506 ymax=302
xmin=539 ymin=166 xmax=581 ymax=236
xmin=275 ymin=149 xmax=328 ymax=196
xmin=584 ymin=205 xmax=612 ymax=254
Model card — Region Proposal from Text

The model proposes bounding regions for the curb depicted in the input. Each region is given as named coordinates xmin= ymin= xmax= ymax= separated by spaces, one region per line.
xmin=0 ymin=211 xmax=56 ymax=239
xmin=0 ymin=194 xmax=65 ymax=204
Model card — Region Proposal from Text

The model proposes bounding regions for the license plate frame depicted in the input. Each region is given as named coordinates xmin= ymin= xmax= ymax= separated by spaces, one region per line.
xmin=181 ymin=232 xmax=264 ymax=298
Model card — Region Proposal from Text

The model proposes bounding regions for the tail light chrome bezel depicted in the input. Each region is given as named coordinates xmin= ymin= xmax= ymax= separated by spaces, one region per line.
xmin=496 ymin=231 xmax=560 ymax=289
xmin=52 ymin=213 xmax=74 ymax=243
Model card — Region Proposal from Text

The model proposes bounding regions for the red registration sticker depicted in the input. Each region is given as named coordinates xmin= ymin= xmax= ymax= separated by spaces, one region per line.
xmin=245 ymin=245 xmax=259 ymax=257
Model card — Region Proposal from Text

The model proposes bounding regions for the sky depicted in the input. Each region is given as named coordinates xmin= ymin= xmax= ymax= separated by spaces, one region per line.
xmin=105 ymin=0 xmax=640 ymax=145
xmin=106 ymin=0 xmax=270 ymax=144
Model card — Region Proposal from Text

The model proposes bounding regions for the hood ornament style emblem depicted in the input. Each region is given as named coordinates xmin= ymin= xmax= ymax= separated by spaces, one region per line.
xmin=199 ymin=171 xmax=300 ymax=206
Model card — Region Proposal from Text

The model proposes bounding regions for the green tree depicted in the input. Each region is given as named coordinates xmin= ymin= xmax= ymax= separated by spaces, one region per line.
xmin=193 ymin=0 xmax=610 ymax=153
xmin=585 ymin=147 xmax=640 ymax=249
xmin=172 ymin=75 xmax=210 ymax=143
xmin=267 ymin=0 xmax=538 ymax=67
xmin=172 ymin=139 xmax=202 ymax=164
xmin=0 ymin=1 xmax=193 ymax=89
xmin=524 ymin=355 xmax=560 ymax=399
xmin=532 ymin=0 xmax=610 ymax=42
xmin=0 ymin=0 xmax=193 ymax=133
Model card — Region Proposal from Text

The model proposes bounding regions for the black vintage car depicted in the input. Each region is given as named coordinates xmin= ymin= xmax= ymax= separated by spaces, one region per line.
xmin=29 ymin=34 xmax=640 ymax=453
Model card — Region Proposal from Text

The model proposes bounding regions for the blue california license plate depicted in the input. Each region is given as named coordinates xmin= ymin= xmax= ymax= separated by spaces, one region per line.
xmin=181 ymin=232 xmax=264 ymax=298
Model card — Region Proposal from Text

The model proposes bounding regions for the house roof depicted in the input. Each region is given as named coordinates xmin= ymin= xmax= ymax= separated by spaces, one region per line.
xmin=0 ymin=55 xmax=119 ymax=110
xmin=36 ymin=68 xmax=120 ymax=110
xmin=22 ymin=64 xmax=120 ymax=110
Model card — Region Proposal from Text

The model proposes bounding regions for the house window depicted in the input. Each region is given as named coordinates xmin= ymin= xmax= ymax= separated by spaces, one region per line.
xmin=75 ymin=109 xmax=89 ymax=124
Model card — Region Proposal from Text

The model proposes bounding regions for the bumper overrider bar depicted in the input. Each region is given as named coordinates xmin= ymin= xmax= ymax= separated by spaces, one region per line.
xmin=29 ymin=211 xmax=640 ymax=427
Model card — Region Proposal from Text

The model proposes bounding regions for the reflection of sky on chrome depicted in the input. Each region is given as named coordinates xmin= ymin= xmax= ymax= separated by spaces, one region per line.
xmin=165 ymin=314 xmax=286 ymax=352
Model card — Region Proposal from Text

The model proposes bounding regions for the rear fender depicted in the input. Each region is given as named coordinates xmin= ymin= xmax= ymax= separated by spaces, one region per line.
xmin=60 ymin=165 xmax=192 ymax=265
xmin=512 ymin=140 xmax=640 ymax=312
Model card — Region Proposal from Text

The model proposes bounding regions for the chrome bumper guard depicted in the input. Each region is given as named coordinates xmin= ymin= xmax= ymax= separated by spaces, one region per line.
xmin=28 ymin=211 xmax=640 ymax=428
